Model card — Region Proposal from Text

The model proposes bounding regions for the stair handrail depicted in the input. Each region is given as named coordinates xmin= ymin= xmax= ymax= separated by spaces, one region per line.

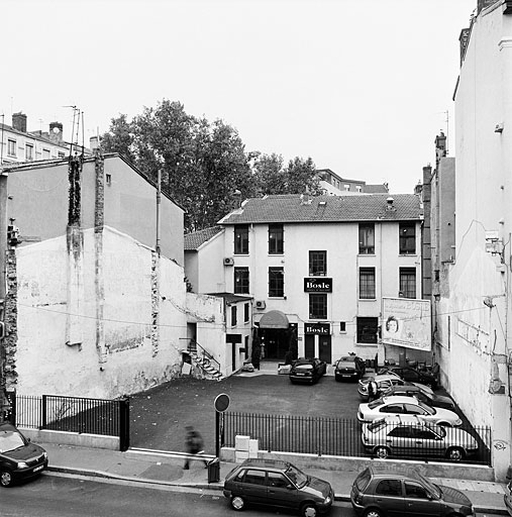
xmin=188 ymin=339 xmax=221 ymax=373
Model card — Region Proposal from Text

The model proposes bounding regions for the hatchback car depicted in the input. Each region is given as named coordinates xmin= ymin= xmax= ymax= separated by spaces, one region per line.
xmin=357 ymin=395 xmax=462 ymax=427
xmin=382 ymin=383 xmax=455 ymax=409
xmin=289 ymin=358 xmax=327 ymax=385
xmin=361 ymin=415 xmax=478 ymax=461
xmin=0 ymin=422 xmax=48 ymax=487
xmin=223 ymin=458 xmax=334 ymax=516
xmin=351 ymin=466 xmax=475 ymax=517
xmin=334 ymin=355 xmax=365 ymax=381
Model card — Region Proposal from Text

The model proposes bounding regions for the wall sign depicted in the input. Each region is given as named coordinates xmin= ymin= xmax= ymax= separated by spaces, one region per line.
xmin=304 ymin=277 xmax=332 ymax=292
xmin=305 ymin=323 xmax=331 ymax=335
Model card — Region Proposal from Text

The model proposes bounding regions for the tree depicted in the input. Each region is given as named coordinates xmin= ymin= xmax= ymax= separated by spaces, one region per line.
xmin=100 ymin=114 xmax=136 ymax=164
xmin=284 ymin=156 xmax=322 ymax=195
xmin=253 ymin=153 xmax=286 ymax=196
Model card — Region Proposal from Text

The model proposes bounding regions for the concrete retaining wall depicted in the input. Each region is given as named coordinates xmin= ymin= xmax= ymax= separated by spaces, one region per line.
xmin=21 ymin=428 xmax=119 ymax=451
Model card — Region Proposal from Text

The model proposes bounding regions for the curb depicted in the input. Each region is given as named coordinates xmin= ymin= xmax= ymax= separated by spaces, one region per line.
xmin=45 ymin=466 xmax=509 ymax=514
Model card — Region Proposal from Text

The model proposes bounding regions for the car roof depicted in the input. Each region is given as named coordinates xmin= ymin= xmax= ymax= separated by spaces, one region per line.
xmin=0 ymin=422 xmax=17 ymax=432
xmin=373 ymin=414 xmax=424 ymax=425
xmin=239 ymin=458 xmax=291 ymax=470
xmin=379 ymin=395 xmax=420 ymax=404
xmin=365 ymin=465 xmax=425 ymax=482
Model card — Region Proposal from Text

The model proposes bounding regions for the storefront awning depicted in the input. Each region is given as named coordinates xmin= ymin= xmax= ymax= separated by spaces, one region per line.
xmin=259 ymin=310 xmax=289 ymax=329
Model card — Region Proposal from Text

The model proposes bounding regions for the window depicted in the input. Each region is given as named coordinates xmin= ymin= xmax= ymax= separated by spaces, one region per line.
xmin=231 ymin=305 xmax=237 ymax=326
xmin=309 ymin=293 xmax=327 ymax=319
xmin=399 ymin=267 xmax=416 ymax=298
xmin=106 ymin=173 xmax=112 ymax=186
xmin=7 ymin=139 xmax=16 ymax=157
xmin=268 ymin=472 xmax=292 ymax=489
xmin=359 ymin=224 xmax=375 ymax=254
xmin=268 ymin=224 xmax=283 ymax=254
xmin=243 ymin=469 xmax=266 ymax=485
xmin=357 ymin=317 xmax=378 ymax=343
xmin=309 ymin=250 xmax=327 ymax=276
xmin=375 ymin=479 xmax=402 ymax=496
xmin=234 ymin=225 xmax=249 ymax=254
xmin=234 ymin=267 xmax=249 ymax=294
xmin=25 ymin=143 xmax=34 ymax=160
xmin=340 ymin=322 xmax=346 ymax=332
xmin=244 ymin=302 xmax=250 ymax=323
xmin=268 ymin=267 xmax=284 ymax=297
xmin=58 ymin=151 xmax=66 ymax=158
xmin=405 ymin=483 xmax=429 ymax=499
xmin=43 ymin=148 xmax=51 ymax=159
xmin=399 ymin=223 xmax=416 ymax=254
xmin=359 ymin=267 xmax=376 ymax=299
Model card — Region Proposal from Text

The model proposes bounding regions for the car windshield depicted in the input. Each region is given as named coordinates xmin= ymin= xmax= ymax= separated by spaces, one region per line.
xmin=418 ymin=400 xmax=435 ymax=415
xmin=295 ymin=364 xmax=313 ymax=370
xmin=285 ymin=465 xmax=308 ymax=488
xmin=0 ymin=428 xmax=26 ymax=453
xmin=423 ymin=421 xmax=445 ymax=437
xmin=339 ymin=357 xmax=354 ymax=363
xmin=368 ymin=399 xmax=384 ymax=409
xmin=415 ymin=471 xmax=442 ymax=499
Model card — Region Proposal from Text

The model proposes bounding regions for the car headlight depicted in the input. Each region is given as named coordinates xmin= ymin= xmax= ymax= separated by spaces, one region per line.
xmin=43 ymin=452 xmax=48 ymax=460
xmin=454 ymin=418 xmax=462 ymax=426
xmin=17 ymin=461 xmax=29 ymax=469
xmin=324 ymin=495 xmax=332 ymax=505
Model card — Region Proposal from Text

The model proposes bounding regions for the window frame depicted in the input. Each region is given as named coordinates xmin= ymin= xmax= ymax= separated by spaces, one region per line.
xmin=268 ymin=266 xmax=284 ymax=298
xmin=231 ymin=305 xmax=237 ymax=326
xmin=234 ymin=267 xmax=250 ymax=294
xmin=359 ymin=223 xmax=375 ymax=254
xmin=25 ymin=143 xmax=34 ymax=160
xmin=7 ymin=139 xmax=16 ymax=157
xmin=359 ymin=267 xmax=376 ymax=300
xmin=399 ymin=222 xmax=416 ymax=255
xmin=357 ymin=316 xmax=378 ymax=344
xmin=399 ymin=267 xmax=417 ymax=299
xmin=234 ymin=225 xmax=249 ymax=255
xmin=268 ymin=223 xmax=284 ymax=254
xmin=309 ymin=293 xmax=327 ymax=319
xmin=309 ymin=250 xmax=327 ymax=276
xmin=244 ymin=302 xmax=250 ymax=323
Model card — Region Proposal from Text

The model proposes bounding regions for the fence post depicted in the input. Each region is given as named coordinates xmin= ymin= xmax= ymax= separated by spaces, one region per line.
xmin=119 ymin=396 xmax=130 ymax=451
xmin=42 ymin=394 xmax=47 ymax=429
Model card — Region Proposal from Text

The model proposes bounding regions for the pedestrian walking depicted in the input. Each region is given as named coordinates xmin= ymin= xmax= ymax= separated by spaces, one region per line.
xmin=183 ymin=425 xmax=208 ymax=469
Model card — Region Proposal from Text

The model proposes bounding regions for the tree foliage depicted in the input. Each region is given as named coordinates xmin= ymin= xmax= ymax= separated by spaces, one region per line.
xmin=101 ymin=99 xmax=321 ymax=232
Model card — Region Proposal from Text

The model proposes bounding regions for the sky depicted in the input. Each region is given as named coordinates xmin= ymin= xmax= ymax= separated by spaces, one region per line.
xmin=3 ymin=0 xmax=476 ymax=193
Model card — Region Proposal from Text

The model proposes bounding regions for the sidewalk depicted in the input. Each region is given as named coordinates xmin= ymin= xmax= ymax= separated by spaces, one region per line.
xmin=40 ymin=441 xmax=509 ymax=515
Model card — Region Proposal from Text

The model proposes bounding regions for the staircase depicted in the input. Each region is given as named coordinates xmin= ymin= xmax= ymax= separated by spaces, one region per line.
xmin=187 ymin=340 xmax=223 ymax=381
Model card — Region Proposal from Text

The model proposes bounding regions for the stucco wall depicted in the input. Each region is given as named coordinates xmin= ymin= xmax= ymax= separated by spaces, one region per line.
xmin=15 ymin=226 xmax=187 ymax=399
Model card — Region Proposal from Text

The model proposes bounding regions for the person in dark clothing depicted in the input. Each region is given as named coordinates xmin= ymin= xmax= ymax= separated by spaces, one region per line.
xmin=367 ymin=380 xmax=378 ymax=402
xmin=252 ymin=343 xmax=261 ymax=370
xmin=184 ymin=426 xmax=208 ymax=469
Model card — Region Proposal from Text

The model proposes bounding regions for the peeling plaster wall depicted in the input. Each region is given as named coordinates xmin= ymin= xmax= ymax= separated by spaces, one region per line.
xmin=15 ymin=226 xmax=187 ymax=399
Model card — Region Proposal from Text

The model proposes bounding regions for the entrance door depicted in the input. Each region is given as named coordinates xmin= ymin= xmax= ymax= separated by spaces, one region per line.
xmin=305 ymin=335 xmax=315 ymax=358
xmin=319 ymin=335 xmax=332 ymax=364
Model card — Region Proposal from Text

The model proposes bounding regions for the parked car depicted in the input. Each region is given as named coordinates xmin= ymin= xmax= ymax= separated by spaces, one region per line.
xmin=289 ymin=358 xmax=327 ymax=385
xmin=504 ymin=478 xmax=512 ymax=516
xmin=334 ymin=355 xmax=365 ymax=381
xmin=223 ymin=458 xmax=334 ymax=516
xmin=361 ymin=414 xmax=478 ymax=461
xmin=0 ymin=422 xmax=48 ymax=487
xmin=350 ymin=465 xmax=474 ymax=517
xmin=382 ymin=383 xmax=455 ymax=410
xmin=358 ymin=374 xmax=407 ymax=400
xmin=357 ymin=395 xmax=463 ymax=427
xmin=378 ymin=365 xmax=438 ymax=389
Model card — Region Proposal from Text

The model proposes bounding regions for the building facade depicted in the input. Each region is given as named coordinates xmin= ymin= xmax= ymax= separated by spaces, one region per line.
xmin=316 ymin=168 xmax=389 ymax=196
xmin=187 ymin=193 xmax=424 ymax=365
xmin=430 ymin=0 xmax=512 ymax=480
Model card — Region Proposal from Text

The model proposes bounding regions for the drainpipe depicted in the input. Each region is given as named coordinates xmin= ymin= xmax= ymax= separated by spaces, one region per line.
xmin=156 ymin=168 xmax=161 ymax=256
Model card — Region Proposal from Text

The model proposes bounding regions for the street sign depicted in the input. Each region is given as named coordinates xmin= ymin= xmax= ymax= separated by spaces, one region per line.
xmin=214 ymin=393 xmax=230 ymax=413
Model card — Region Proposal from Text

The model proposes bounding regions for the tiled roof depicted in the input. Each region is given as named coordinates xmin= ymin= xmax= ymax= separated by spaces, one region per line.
xmin=364 ymin=184 xmax=389 ymax=194
xmin=218 ymin=194 xmax=422 ymax=225
xmin=184 ymin=226 xmax=223 ymax=250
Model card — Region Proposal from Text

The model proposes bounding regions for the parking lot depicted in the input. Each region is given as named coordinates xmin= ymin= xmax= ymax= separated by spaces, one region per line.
xmin=129 ymin=365 xmax=364 ymax=453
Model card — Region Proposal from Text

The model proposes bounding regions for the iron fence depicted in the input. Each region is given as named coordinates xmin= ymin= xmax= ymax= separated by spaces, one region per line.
xmin=14 ymin=393 xmax=130 ymax=451
xmin=223 ymin=411 xmax=492 ymax=466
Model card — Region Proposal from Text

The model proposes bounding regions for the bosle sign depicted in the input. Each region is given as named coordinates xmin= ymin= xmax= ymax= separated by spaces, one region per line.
xmin=304 ymin=323 xmax=330 ymax=335
xmin=304 ymin=277 xmax=332 ymax=293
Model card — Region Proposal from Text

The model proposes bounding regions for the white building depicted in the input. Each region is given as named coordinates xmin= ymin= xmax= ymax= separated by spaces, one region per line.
xmin=432 ymin=0 xmax=512 ymax=481
xmin=185 ymin=193 xmax=424 ymax=365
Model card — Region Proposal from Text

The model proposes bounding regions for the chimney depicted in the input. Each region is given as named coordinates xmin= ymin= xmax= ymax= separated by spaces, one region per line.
xmin=386 ymin=197 xmax=396 ymax=211
xmin=49 ymin=122 xmax=63 ymax=143
xmin=12 ymin=112 xmax=27 ymax=133
xmin=477 ymin=0 xmax=498 ymax=13
xmin=435 ymin=132 xmax=447 ymax=168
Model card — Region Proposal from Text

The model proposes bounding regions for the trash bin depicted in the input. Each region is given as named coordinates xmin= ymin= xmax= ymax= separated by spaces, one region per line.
xmin=207 ymin=457 xmax=220 ymax=483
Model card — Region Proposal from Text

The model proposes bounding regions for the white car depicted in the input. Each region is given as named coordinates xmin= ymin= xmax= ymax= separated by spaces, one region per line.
xmin=357 ymin=374 xmax=406 ymax=400
xmin=357 ymin=395 xmax=462 ymax=427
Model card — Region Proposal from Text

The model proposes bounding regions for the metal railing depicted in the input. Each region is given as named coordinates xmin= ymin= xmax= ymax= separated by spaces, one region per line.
xmin=189 ymin=339 xmax=221 ymax=373
xmin=222 ymin=412 xmax=492 ymax=466
xmin=14 ymin=393 xmax=130 ymax=451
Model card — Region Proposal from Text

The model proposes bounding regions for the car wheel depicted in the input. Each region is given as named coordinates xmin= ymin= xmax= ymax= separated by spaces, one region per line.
xmin=446 ymin=447 xmax=465 ymax=462
xmin=0 ymin=469 xmax=13 ymax=487
xmin=230 ymin=495 xmax=246 ymax=511
xmin=374 ymin=446 xmax=390 ymax=459
xmin=300 ymin=502 xmax=318 ymax=517
xmin=363 ymin=508 xmax=383 ymax=517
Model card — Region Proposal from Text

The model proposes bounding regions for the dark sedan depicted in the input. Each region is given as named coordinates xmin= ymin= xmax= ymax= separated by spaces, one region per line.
xmin=289 ymin=358 xmax=327 ymax=385
xmin=382 ymin=383 xmax=455 ymax=409
xmin=378 ymin=365 xmax=438 ymax=389
xmin=0 ymin=422 xmax=48 ymax=487
xmin=334 ymin=355 xmax=365 ymax=382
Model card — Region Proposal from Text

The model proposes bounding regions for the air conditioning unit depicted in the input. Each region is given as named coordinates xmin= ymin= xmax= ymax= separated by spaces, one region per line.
xmin=255 ymin=300 xmax=266 ymax=310
xmin=223 ymin=257 xmax=234 ymax=266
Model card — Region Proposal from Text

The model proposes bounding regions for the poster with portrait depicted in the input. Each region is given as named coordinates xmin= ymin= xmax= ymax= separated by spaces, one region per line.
xmin=382 ymin=297 xmax=431 ymax=350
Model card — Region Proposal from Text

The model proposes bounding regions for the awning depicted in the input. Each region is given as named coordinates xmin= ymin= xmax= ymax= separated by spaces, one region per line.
xmin=258 ymin=310 xmax=289 ymax=329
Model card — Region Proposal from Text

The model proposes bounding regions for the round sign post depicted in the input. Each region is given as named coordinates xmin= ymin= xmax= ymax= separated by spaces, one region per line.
xmin=214 ymin=394 xmax=230 ymax=458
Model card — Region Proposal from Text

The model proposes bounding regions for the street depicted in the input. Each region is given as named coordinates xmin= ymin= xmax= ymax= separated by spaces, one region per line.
xmin=1 ymin=474 xmax=504 ymax=517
